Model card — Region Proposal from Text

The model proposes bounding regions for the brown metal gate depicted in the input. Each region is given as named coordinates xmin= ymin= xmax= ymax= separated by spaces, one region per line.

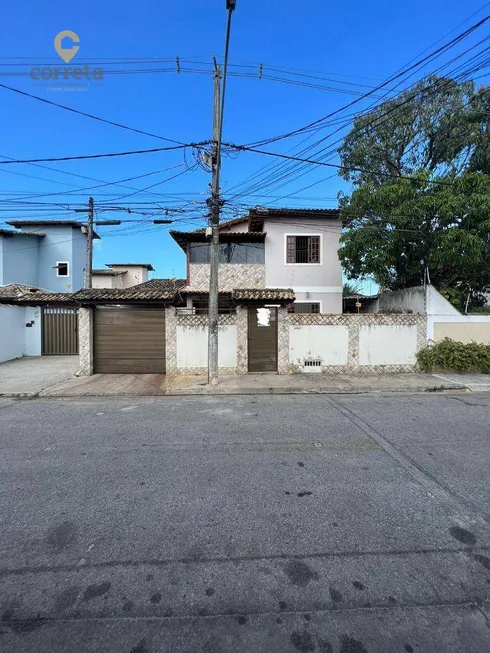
xmin=42 ymin=308 xmax=79 ymax=355
xmin=94 ymin=307 xmax=166 ymax=374
xmin=247 ymin=306 xmax=278 ymax=372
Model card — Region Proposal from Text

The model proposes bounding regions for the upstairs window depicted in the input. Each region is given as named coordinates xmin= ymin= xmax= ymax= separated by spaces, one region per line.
xmin=56 ymin=262 xmax=69 ymax=277
xmin=189 ymin=242 xmax=265 ymax=264
xmin=286 ymin=235 xmax=321 ymax=264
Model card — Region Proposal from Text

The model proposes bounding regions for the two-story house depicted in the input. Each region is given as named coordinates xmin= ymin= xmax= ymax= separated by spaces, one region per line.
xmin=170 ymin=207 xmax=342 ymax=313
xmin=92 ymin=263 xmax=155 ymax=289
xmin=1 ymin=219 xmax=94 ymax=292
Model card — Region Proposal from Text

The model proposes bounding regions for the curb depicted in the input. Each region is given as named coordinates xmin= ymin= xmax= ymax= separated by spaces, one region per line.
xmin=24 ymin=383 xmax=471 ymax=398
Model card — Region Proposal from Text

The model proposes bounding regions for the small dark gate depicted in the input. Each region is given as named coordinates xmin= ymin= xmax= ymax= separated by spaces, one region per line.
xmin=42 ymin=308 xmax=79 ymax=355
xmin=247 ymin=306 xmax=278 ymax=372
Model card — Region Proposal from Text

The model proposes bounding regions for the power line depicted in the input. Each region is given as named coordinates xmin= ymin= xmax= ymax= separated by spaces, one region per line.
xmin=0 ymin=83 xmax=185 ymax=145
xmin=0 ymin=143 xmax=206 ymax=165
xmin=242 ymin=15 xmax=490 ymax=149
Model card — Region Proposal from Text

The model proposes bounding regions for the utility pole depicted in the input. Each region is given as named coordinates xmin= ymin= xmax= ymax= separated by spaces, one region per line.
xmin=208 ymin=63 xmax=221 ymax=385
xmin=74 ymin=196 xmax=95 ymax=288
xmin=208 ymin=0 xmax=236 ymax=385
xmin=85 ymin=196 xmax=94 ymax=288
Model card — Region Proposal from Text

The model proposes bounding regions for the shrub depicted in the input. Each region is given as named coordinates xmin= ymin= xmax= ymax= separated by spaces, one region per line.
xmin=417 ymin=338 xmax=490 ymax=373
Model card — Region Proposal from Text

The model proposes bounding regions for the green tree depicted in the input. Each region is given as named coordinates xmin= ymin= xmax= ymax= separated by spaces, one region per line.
xmin=338 ymin=77 xmax=490 ymax=308
xmin=339 ymin=171 xmax=490 ymax=307
xmin=338 ymin=76 xmax=479 ymax=187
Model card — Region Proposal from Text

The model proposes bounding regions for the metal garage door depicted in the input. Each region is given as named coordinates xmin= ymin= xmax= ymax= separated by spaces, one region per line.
xmin=94 ymin=307 xmax=166 ymax=373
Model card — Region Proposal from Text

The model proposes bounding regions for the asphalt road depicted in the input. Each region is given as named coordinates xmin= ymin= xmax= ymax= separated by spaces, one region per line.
xmin=0 ymin=392 xmax=489 ymax=653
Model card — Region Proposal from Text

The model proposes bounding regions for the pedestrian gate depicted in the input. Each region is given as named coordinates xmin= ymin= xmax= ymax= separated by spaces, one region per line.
xmin=41 ymin=307 xmax=79 ymax=355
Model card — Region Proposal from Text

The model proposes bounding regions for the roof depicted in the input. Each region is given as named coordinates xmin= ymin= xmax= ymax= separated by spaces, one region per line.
xmin=343 ymin=294 xmax=380 ymax=301
xmin=170 ymin=229 xmax=266 ymax=251
xmin=249 ymin=207 xmax=339 ymax=231
xmin=217 ymin=216 xmax=249 ymax=230
xmin=133 ymin=278 xmax=186 ymax=291
xmin=6 ymin=220 xmax=101 ymax=239
xmin=14 ymin=292 xmax=76 ymax=304
xmin=92 ymin=269 xmax=126 ymax=276
xmin=0 ymin=229 xmax=45 ymax=238
xmin=106 ymin=263 xmax=155 ymax=271
xmin=0 ymin=284 xmax=75 ymax=305
xmin=72 ymin=286 xmax=175 ymax=302
xmin=0 ymin=284 xmax=45 ymax=299
xmin=232 ymin=288 xmax=295 ymax=303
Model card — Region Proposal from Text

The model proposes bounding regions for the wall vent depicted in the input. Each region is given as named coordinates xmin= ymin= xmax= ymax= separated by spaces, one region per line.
xmin=303 ymin=357 xmax=322 ymax=373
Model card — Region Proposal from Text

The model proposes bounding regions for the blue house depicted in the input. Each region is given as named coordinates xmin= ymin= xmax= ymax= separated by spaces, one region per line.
xmin=1 ymin=220 xmax=95 ymax=292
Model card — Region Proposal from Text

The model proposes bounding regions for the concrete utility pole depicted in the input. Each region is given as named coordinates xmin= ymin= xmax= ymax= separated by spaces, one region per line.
xmin=208 ymin=0 xmax=236 ymax=385
xmin=208 ymin=63 xmax=221 ymax=385
xmin=85 ymin=196 xmax=94 ymax=288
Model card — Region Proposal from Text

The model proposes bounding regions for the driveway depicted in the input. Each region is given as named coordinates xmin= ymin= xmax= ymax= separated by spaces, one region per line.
xmin=0 ymin=393 xmax=489 ymax=652
xmin=0 ymin=356 xmax=78 ymax=396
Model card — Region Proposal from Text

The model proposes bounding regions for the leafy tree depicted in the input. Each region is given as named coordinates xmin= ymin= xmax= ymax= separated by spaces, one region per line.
xmin=337 ymin=76 xmax=490 ymax=308
xmin=339 ymin=171 xmax=490 ymax=307
xmin=338 ymin=76 xmax=483 ymax=186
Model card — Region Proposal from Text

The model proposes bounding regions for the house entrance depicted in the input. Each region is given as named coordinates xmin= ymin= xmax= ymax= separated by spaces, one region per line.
xmin=247 ymin=306 xmax=278 ymax=372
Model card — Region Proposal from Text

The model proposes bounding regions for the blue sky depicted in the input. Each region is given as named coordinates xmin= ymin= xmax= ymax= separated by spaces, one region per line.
xmin=0 ymin=0 xmax=488 ymax=283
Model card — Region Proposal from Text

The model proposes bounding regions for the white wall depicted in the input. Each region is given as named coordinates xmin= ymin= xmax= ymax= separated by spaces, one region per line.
xmin=0 ymin=306 xmax=25 ymax=362
xmin=359 ymin=325 xmax=418 ymax=365
xmin=0 ymin=305 xmax=42 ymax=362
xmin=24 ymin=306 xmax=42 ymax=356
xmin=289 ymin=325 xmax=349 ymax=366
xmin=426 ymin=286 xmax=460 ymax=316
xmin=177 ymin=325 xmax=237 ymax=368
xmin=427 ymin=315 xmax=490 ymax=344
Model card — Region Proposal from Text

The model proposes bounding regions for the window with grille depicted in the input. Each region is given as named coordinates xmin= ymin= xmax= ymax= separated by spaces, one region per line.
xmin=287 ymin=303 xmax=320 ymax=314
xmin=286 ymin=235 xmax=320 ymax=263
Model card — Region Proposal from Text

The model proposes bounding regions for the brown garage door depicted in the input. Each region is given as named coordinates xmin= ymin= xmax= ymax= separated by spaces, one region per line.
xmin=248 ymin=306 xmax=278 ymax=372
xmin=94 ymin=307 xmax=166 ymax=373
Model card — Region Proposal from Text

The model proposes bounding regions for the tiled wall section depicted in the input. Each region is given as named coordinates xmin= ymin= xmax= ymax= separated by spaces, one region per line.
xmin=286 ymin=313 xmax=427 ymax=373
xmin=78 ymin=307 xmax=93 ymax=375
xmin=166 ymin=309 xmax=243 ymax=376
xmin=188 ymin=264 xmax=265 ymax=291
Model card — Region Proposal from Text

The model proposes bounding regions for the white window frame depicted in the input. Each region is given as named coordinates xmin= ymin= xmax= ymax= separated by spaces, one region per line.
xmin=288 ymin=300 xmax=323 ymax=314
xmin=56 ymin=261 xmax=70 ymax=277
xmin=284 ymin=233 xmax=323 ymax=266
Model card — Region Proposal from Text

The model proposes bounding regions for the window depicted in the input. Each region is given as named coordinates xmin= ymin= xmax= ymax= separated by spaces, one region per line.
xmin=286 ymin=235 xmax=321 ymax=264
xmin=189 ymin=242 xmax=265 ymax=264
xmin=287 ymin=302 xmax=320 ymax=314
xmin=56 ymin=262 xmax=69 ymax=277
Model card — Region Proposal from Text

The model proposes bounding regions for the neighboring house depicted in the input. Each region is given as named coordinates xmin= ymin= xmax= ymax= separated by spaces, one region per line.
xmin=92 ymin=263 xmax=154 ymax=289
xmin=1 ymin=220 xmax=96 ymax=292
xmin=170 ymin=207 xmax=342 ymax=314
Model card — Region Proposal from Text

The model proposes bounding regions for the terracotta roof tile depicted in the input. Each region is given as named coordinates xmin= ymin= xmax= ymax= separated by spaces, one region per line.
xmin=232 ymin=288 xmax=295 ymax=302
xmin=133 ymin=278 xmax=186 ymax=291
xmin=72 ymin=287 xmax=175 ymax=302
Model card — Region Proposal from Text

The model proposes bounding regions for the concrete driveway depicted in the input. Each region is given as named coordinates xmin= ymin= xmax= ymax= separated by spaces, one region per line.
xmin=0 ymin=356 xmax=78 ymax=396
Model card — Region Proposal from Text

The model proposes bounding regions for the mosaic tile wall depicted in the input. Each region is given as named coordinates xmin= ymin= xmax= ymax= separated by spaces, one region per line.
xmin=285 ymin=313 xmax=427 ymax=374
xmin=78 ymin=307 xmax=93 ymax=375
xmin=166 ymin=309 xmax=241 ymax=377
xmin=188 ymin=264 xmax=265 ymax=291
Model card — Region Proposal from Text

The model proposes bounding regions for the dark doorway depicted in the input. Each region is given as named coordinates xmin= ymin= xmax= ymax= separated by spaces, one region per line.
xmin=247 ymin=306 xmax=278 ymax=372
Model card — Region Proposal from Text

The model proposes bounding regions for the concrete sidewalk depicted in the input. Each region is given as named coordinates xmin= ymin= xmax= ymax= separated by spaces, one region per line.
xmin=0 ymin=356 xmax=79 ymax=397
xmin=38 ymin=370 xmax=490 ymax=397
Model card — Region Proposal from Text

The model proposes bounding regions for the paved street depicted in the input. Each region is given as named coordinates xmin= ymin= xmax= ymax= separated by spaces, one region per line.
xmin=0 ymin=393 xmax=489 ymax=652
